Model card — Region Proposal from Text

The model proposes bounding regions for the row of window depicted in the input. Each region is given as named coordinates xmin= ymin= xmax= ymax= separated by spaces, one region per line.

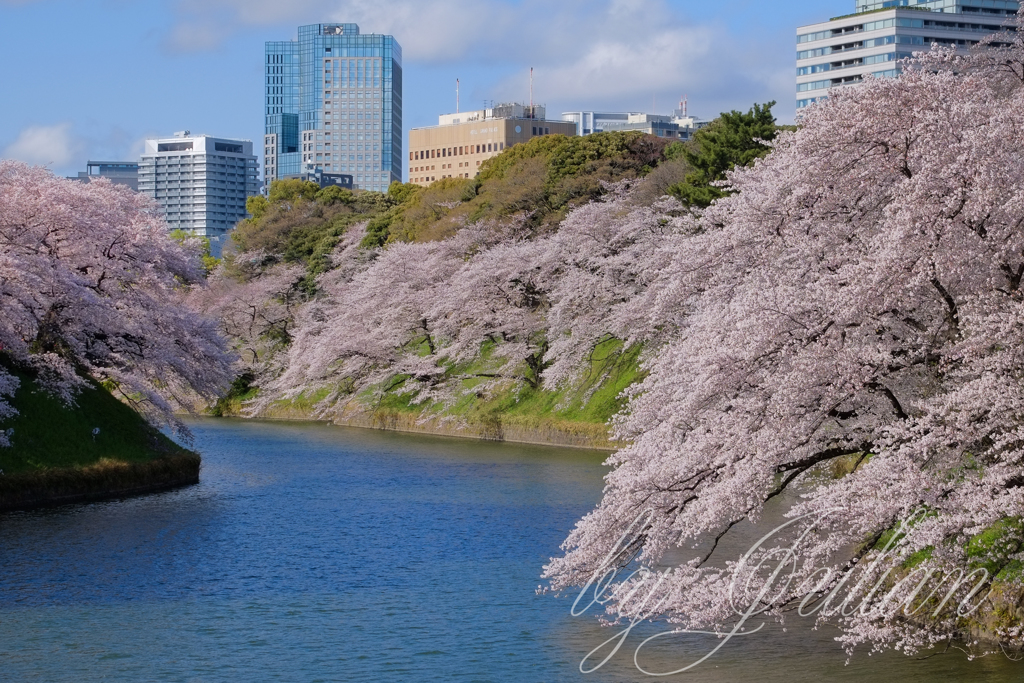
xmin=797 ymin=16 xmax=1007 ymax=43
xmin=324 ymin=110 xmax=382 ymax=119
xmin=322 ymin=91 xmax=382 ymax=101
xmin=412 ymin=172 xmax=475 ymax=184
xmin=796 ymin=69 xmax=908 ymax=108
xmin=798 ymin=32 xmax=986 ymax=60
xmin=324 ymin=58 xmax=381 ymax=69
xmin=796 ymin=95 xmax=828 ymax=109
xmin=295 ymin=129 xmax=385 ymax=142
xmin=411 ymin=161 xmax=478 ymax=172
xmin=798 ymin=51 xmax=908 ymax=75
xmin=799 ymin=33 xmax=909 ymax=59
xmin=797 ymin=68 xmax=900 ymax=92
xmin=411 ymin=143 xmax=504 ymax=161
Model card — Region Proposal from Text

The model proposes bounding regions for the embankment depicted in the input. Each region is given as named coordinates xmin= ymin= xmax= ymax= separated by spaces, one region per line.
xmin=0 ymin=371 xmax=201 ymax=511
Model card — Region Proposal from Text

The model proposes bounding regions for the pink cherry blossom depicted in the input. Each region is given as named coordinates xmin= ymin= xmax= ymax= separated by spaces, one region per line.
xmin=545 ymin=16 xmax=1024 ymax=655
xmin=0 ymin=162 xmax=233 ymax=439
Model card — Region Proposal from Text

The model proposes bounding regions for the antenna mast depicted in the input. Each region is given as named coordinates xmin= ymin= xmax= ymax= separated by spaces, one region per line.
xmin=457 ymin=78 xmax=460 ymax=114
xmin=530 ymin=67 xmax=534 ymax=114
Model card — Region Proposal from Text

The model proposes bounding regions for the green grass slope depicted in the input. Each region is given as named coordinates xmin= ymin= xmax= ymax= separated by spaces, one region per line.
xmin=0 ymin=372 xmax=191 ymax=476
xmin=353 ymin=338 xmax=644 ymax=447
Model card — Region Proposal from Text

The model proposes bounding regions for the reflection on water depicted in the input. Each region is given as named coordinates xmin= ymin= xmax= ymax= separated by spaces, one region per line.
xmin=0 ymin=418 xmax=1019 ymax=681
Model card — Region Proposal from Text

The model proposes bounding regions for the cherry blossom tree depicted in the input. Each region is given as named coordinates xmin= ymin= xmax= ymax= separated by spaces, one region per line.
xmin=258 ymin=222 xmax=462 ymax=416
xmin=0 ymin=162 xmax=233 ymax=439
xmin=545 ymin=21 xmax=1024 ymax=656
xmin=248 ymin=191 xmax=688 ymax=419
xmin=190 ymin=254 xmax=305 ymax=387
xmin=541 ymin=189 xmax=691 ymax=389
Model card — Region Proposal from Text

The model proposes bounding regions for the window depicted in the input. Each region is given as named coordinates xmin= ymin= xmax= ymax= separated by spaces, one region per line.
xmin=798 ymin=63 xmax=830 ymax=76
xmin=798 ymin=79 xmax=833 ymax=92
xmin=797 ymin=29 xmax=833 ymax=44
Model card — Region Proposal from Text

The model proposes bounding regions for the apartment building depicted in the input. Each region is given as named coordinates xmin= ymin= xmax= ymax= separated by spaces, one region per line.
xmin=138 ymin=132 xmax=260 ymax=255
xmin=796 ymin=0 xmax=1019 ymax=111
xmin=265 ymin=23 xmax=402 ymax=193
xmin=408 ymin=103 xmax=576 ymax=186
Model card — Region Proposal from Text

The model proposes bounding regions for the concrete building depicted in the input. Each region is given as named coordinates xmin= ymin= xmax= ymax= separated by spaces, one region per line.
xmin=562 ymin=100 xmax=708 ymax=140
xmin=796 ymin=0 xmax=1019 ymax=111
xmin=138 ymin=132 xmax=260 ymax=255
xmin=408 ymin=103 xmax=576 ymax=186
xmin=67 ymin=161 xmax=140 ymax=191
xmin=562 ymin=112 xmax=708 ymax=140
xmin=265 ymin=23 xmax=402 ymax=193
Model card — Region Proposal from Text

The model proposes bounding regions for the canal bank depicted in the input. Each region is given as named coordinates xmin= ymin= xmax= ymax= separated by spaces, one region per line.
xmin=0 ymin=372 xmax=201 ymax=511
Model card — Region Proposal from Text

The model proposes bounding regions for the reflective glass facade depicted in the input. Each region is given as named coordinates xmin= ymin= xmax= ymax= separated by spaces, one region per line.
xmin=796 ymin=0 xmax=1019 ymax=111
xmin=265 ymin=24 xmax=402 ymax=193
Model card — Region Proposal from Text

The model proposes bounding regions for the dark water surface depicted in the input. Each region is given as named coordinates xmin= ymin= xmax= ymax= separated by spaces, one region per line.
xmin=0 ymin=418 xmax=1020 ymax=681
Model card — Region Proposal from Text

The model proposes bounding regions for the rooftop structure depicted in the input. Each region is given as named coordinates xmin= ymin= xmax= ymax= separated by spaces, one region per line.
xmin=67 ymin=161 xmax=139 ymax=191
xmin=284 ymin=169 xmax=354 ymax=190
xmin=562 ymin=100 xmax=709 ymax=140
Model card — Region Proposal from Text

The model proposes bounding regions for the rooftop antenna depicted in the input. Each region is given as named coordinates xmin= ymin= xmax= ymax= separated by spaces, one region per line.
xmin=683 ymin=94 xmax=688 ymax=117
xmin=457 ymin=78 xmax=460 ymax=114
xmin=530 ymin=67 xmax=534 ymax=114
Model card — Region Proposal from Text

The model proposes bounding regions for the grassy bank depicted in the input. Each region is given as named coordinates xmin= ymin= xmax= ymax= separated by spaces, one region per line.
xmin=217 ymin=338 xmax=642 ymax=451
xmin=0 ymin=371 xmax=199 ymax=510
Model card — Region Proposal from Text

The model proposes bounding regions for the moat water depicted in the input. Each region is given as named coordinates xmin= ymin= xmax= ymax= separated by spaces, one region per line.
xmin=0 ymin=418 xmax=1019 ymax=681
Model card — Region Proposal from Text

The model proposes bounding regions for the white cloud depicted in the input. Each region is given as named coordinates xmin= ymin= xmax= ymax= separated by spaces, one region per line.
xmin=508 ymin=27 xmax=717 ymax=104
xmin=169 ymin=0 xmax=705 ymax=65
xmin=3 ymin=123 xmax=81 ymax=168
xmin=167 ymin=22 xmax=227 ymax=52
xmin=166 ymin=0 xmax=795 ymax=119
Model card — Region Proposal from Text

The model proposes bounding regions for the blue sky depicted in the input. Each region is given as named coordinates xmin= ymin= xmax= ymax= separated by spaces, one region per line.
xmin=0 ymin=0 xmax=850 ymax=179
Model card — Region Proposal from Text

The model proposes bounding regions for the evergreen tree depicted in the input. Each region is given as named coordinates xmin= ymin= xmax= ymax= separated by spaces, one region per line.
xmin=669 ymin=101 xmax=779 ymax=209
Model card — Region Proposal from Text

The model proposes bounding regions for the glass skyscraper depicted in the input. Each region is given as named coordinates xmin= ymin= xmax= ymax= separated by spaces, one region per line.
xmin=796 ymin=0 xmax=1019 ymax=111
xmin=264 ymin=24 xmax=402 ymax=193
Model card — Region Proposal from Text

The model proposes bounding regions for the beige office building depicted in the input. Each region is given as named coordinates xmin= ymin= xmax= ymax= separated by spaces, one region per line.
xmin=408 ymin=103 xmax=576 ymax=185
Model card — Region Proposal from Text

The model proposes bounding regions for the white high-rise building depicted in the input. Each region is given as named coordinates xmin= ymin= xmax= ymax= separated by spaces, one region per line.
xmin=796 ymin=0 xmax=1019 ymax=111
xmin=138 ymin=132 xmax=260 ymax=255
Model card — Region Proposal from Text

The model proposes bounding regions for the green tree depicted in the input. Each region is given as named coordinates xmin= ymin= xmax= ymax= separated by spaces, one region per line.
xmin=386 ymin=181 xmax=421 ymax=205
xmin=268 ymin=179 xmax=320 ymax=204
xmin=168 ymin=229 xmax=219 ymax=275
xmin=246 ymin=195 xmax=269 ymax=221
xmin=669 ymin=101 xmax=779 ymax=209
xmin=315 ymin=185 xmax=354 ymax=206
